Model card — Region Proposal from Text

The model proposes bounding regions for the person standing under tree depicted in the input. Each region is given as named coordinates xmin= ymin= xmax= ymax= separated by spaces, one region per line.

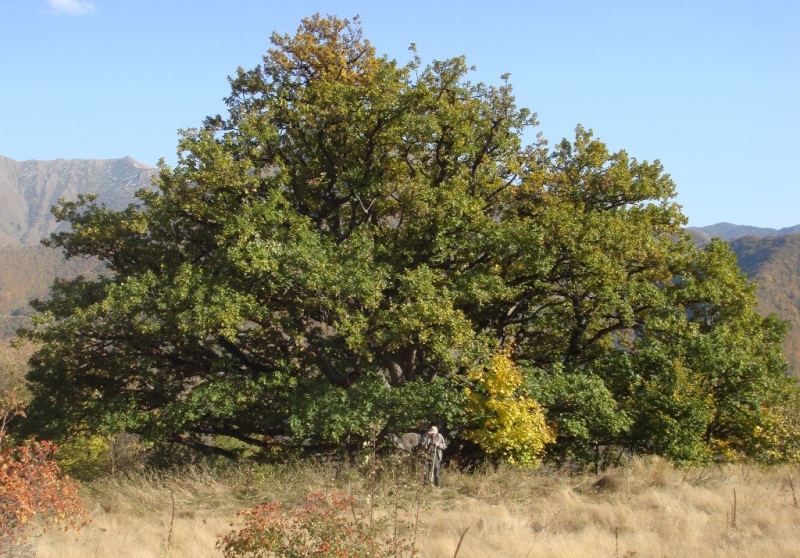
xmin=422 ymin=426 xmax=447 ymax=487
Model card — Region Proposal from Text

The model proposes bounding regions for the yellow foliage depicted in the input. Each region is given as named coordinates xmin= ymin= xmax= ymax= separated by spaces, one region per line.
xmin=463 ymin=347 xmax=553 ymax=467
xmin=749 ymin=401 xmax=800 ymax=464
xmin=56 ymin=433 xmax=146 ymax=480
xmin=55 ymin=435 xmax=114 ymax=480
xmin=269 ymin=14 xmax=380 ymax=86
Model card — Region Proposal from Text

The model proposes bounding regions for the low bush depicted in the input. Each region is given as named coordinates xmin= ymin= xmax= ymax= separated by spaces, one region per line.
xmin=217 ymin=491 xmax=417 ymax=558
xmin=0 ymin=392 xmax=89 ymax=555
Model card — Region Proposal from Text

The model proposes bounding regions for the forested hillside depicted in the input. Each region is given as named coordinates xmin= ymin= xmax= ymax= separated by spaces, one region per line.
xmin=729 ymin=234 xmax=800 ymax=375
xmin=0 ymin=245 xmax=102 ymax=337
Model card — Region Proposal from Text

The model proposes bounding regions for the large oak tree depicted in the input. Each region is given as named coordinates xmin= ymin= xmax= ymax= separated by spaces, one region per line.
xmin=20 ymin=15 xmax=800 ymax=465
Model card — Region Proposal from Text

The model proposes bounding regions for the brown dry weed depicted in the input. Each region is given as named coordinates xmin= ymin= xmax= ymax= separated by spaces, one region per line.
xmin=32 ymin=456 xmax=800 ymax=558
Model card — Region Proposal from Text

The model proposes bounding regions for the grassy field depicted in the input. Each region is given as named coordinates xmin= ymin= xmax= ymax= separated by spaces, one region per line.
xmin=31 ymin=456 xmax=800 ymax=558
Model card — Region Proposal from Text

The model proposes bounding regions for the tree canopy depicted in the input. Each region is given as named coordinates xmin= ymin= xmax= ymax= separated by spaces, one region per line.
xmin=20 ymin=15 xmax=800 ymax=466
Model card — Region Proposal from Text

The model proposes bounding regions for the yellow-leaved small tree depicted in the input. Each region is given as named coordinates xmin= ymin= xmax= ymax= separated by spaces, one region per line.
xmin=464 ymin=347 xmax=553 ymax=467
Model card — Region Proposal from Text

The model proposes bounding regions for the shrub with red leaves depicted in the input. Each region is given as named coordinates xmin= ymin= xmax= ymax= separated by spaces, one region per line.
xmin=0 ymin=393 xmax=90 ymax=553
xmin=217 ymin=491 xmax=417 ymax=558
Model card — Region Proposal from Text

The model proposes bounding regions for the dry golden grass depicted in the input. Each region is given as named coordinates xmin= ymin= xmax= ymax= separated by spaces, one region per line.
xmin=32 ymin=457 xmax=800 ymax=558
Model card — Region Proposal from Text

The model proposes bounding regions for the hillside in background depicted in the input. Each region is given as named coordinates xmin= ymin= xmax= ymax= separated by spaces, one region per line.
xmin=0 ymin=155 xmax=146 ymax=337
xmin=687 ymin=222 xmax=800 ymax=244
xmin=0 ymin=244 xmax=102 ymax=338
xmin=728 ymin=234 xmax=800 ymax=375
xmin=0 ymin=155 xmax=155 ymax=246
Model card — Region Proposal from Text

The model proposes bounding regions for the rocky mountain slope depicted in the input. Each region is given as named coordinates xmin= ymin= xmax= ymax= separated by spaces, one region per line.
xmin=0 ymin=156 xmax=156 ymax=246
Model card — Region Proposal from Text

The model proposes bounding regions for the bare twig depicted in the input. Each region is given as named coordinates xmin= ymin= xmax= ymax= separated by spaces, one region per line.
xmin=368 ymin=429 xmax=378 ymax=529
xmin=412 ymin=487 xmax=423 ymax=554
xmin=452 ymin=525 xmax=470 ymax=558
xmin=349 ymin=483 xmax=361 ymax=526
xmin=164 ymin=491 xmax=176 ymax=553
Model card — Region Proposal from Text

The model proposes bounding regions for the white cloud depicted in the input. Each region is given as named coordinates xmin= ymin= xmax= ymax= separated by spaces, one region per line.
xmin=47 ymin=0 xmax=95 ymax=16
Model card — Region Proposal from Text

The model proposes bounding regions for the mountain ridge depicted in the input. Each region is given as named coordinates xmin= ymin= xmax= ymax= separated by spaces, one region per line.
xmin=0 ymin=155 xmax=156 ymax=247
xmin=687 ymin=222 xmax=800 ymax=244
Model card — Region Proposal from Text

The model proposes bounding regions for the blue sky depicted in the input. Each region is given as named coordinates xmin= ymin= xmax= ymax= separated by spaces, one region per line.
xmin=2 ymin=1 xmax=798 ymax=228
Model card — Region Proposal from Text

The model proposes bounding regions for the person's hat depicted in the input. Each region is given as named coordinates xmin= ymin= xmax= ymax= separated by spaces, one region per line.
xmin=428 ymin=426 xmax=438 ymax=434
